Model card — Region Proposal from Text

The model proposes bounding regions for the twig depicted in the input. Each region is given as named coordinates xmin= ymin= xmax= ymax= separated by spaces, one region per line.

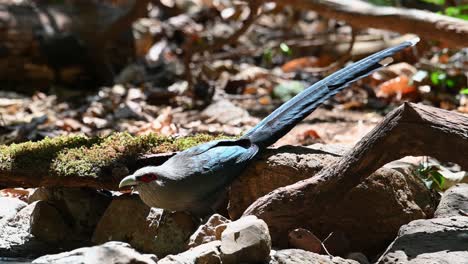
xmin=303 ymin=27 xmax=357 ymax=75
xmin=321 ymin=232 xmax=334 ymax=259
xmin=183 ymin=0 xmax=263 ymax=96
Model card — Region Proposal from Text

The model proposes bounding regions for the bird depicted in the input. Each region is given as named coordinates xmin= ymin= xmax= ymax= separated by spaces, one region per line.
xmin=119 ymin=38 xmax=420 ymax=217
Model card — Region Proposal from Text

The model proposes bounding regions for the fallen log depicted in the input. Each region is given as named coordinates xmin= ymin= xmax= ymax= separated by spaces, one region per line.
xmin=0 ymin=133 xmax=220 ymax=190
xmin=0 ymin=1 xmax=148 ymax=89
xmin=243 ymin=103 xmax=468 ymax=247
xmin=276 ymin=0 xmax=468 ymax=48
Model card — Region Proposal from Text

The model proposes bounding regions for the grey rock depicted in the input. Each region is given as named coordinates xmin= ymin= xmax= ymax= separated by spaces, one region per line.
xmin=0 ymin=202 xmax=51 ymax=257
xmin=378 ymin=216 xmax=468 ymax=263
xmin=220 ymin=215 xmax=271 ymax=264
xmin=201 ymin=100 xmax=250 ymax=125
xmin=0 ymin=197 xmax=27 ymax=220
xmin=434 ymin=184 xmax=468 ymax=218
xmin=32 ymin=241 xmax=158 ymax=264
xmin=92 ymin=194 xmax=197 ymax=257
xmin=158 ymin=241 xmax=222 ymax=264
xmin=270 ymin=249 xmax=359 ymax=264
xmin=188 ymin=214 xmax=231 ymax=248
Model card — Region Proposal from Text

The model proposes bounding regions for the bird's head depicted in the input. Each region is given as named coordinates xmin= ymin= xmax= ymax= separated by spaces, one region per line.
xmin=118 ymin=166 xmax=164 ymax=189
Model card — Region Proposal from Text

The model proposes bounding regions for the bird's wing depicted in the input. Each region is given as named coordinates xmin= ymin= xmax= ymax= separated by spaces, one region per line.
xmin=161 ymin=139 xmax=258 ymax=194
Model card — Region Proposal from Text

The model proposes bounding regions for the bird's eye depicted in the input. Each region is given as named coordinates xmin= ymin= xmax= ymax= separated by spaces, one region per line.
xmin=139 ymin=173 xmax=158 ymax=183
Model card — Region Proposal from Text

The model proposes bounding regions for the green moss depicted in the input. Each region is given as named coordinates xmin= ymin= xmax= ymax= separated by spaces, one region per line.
xmin=0 ymin=135 xmax=99 ymax=173
xmin=0 ymin=132 xmax=230 ymax=179
xmin=52 ymin=133 xmax=229 ymax=178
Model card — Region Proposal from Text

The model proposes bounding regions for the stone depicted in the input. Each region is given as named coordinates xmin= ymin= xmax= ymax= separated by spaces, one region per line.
xmin=201 ymin=100 xmax=250 ymax=125
xmin=228 ymin=145 xmax=345 ymax=219
xmin=377 ymin=216 xmax=468 ymax=263
xmin=30 ymin=201 xmax=70 ymax=243
xmin=0 ymin=202 xmax=58 ymax=258
xmin=28 ymin=187 xmax=111 ymax=240
xmin=288 ymin=228 xmax=321 ymax=253
xmin=0 ymin=197 xmax=27 ymax=220
xmin=92 ymin=193 xmax=197 ymax=257
xmin=188 ymin=214 xmax=231 ymax=248
xmin=345 ymin=252 xmax=370 ymax=264
xmin=270 ymin=249 xmax=359 ymax=264
xmin=32 ymin=241 xmax=158 ymax=264
xmin=158 ymin=241 xmax=222 ymax=264
xmin=322 ymin=231 xmax=351 ymax=257
xmin=434 ymin=184 xmax=468 ymax=217
xmin=231 ymin=145 xmax=438 ymax=255
xmin=220 ymin=215 xmax=271 ymax=264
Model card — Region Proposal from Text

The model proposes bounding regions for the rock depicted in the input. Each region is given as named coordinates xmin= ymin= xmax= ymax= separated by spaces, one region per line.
xmin=434 ymin=184 xmax=468 ymax=217
xmin=159 ymin=241 xmax=222 ymax=264
xmin=92 ymin=194 xmax=197 ymax=257
xmin=188 ymin=214 xmax=231 ymax=248
xmin=32 ymin=241 xmax=158 ymax=264
xmin=288 ymin=228 xmax=321 ymax=253
xmin=0 ymin=202 xmax=59 ymax=258
xmin=220 ymin=215 xmax=271 ymax=264
xmin=377 ymin=216 xmax=468 ymax=263
xmin=30 ymin=201 xmax=70 ymax=243
xmin=28 ymin=187 xmax=111 ymax=240
xmin=270 ymin=249 xmax=359 ymax=264
xmin=201 ymin=100 xmax=250 ymax=125
xmin=229 ymin=145 xmax=339 ymax=219
xmin=232 ymin=145 xmax=438 ymax=255
xmin=322 ymin=231 xmax=351 ymax=257
xmin=0 ymin=197 xmax=27 ymax=220
xmin=345 ymin=252 xmax=370 ymax=264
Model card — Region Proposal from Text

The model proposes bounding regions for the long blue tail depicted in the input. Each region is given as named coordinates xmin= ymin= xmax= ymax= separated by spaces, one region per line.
xmin=242 ymin=38 xmax=420 ymax=149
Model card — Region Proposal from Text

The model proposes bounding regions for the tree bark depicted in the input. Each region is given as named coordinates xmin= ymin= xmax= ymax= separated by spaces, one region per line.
xmin=276 ymin=0 xmax=468 ymax=48
xmin=243 ymin=103 xmax=468 ymax=245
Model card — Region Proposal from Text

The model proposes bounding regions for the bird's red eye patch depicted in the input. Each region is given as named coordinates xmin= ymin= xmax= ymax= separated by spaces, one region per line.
xmin=138 ymin=173 xmax=158 ymax=183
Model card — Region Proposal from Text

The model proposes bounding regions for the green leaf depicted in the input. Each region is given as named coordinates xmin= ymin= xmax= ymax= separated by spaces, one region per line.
xmin=430 ymin=71 xmax=446 ymax=85
xmin=444 ymin=5 xmax=468 ymax=20
xmin=421 ymin=0 xmax=445 ymax=5
xmin=430 ymin=170 xmax=446 ymax=189
xmin=460 ymin=88 xmax=468 ymax=95
xmin=263 ymin=48 xmax=273 ymax=64
xmin=280 ymin=43 xmax=292 ymax=56
xmin=446 ymin=79 xmax=455 ymax=88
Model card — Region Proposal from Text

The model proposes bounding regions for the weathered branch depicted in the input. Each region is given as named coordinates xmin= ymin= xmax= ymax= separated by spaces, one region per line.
xmin=243 ymin=103 xmax=468 ymax=245
xmin=276 ymin=0 xmax=468 ymax=48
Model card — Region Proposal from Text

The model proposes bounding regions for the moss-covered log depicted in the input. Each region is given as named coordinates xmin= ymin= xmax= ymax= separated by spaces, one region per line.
xmin=0 ymin=133 xmax=224 ymax=190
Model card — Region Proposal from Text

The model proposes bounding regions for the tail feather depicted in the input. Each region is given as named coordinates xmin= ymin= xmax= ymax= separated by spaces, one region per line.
xmin=243 ymin=38 xmax=420 ymax=149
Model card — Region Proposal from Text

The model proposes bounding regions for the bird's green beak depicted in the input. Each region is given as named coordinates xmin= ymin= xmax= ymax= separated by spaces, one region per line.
xmin=119 ymin=175 xmax=137 ymax=188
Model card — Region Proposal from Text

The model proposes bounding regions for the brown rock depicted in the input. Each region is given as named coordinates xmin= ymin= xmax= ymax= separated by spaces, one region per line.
xmin=28 ymin=187 xmax=111 ymax=239
xmin=229 ymin=145 xmax=340 ymax=219
xmin=30 ymin=201 xmax=70 ymax=243
xmin=92 ymin=193 xmax=197 ymax=257
xmin=288 ymin=228 xmax=321 ymax=253
xmin=188 ymin=214 xmax=231 ymax=248
xmin=233 ymin=145 xmax=438 ymax=255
